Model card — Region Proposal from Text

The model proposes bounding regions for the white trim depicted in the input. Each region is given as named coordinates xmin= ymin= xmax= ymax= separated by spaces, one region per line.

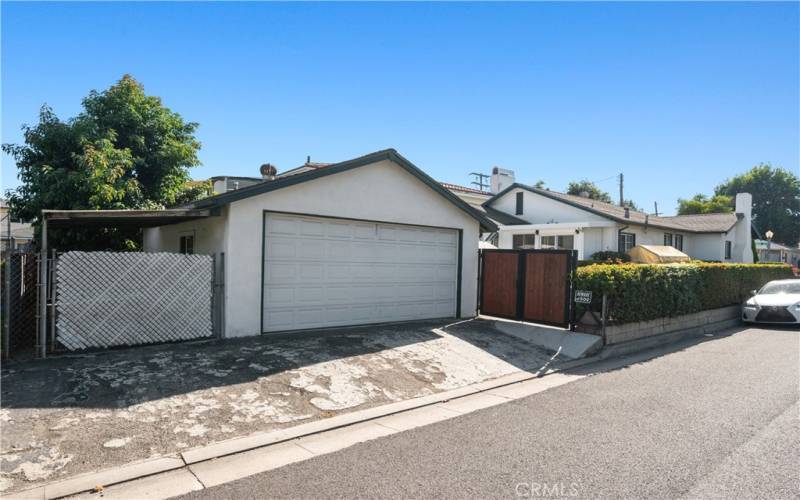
xmin=498 ymin=221 xmax=616 ymax=233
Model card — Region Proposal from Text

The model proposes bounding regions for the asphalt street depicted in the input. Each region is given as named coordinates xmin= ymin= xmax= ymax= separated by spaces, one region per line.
xmin=181 ymin=326 xmax=800 ymax=499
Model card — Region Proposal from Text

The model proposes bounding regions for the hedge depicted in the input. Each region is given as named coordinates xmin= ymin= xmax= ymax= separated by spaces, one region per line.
xmin=575 ymin=262 xmax=794 ymax=324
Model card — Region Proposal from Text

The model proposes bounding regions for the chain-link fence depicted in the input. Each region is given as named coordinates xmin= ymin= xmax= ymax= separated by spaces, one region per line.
xmin=54 ymin=251 xmax=219 ymax=351
xmin=1 ymin=251 xmax=40 ymax=359
xmin=2 ymin=250 xmax=224 ymax=358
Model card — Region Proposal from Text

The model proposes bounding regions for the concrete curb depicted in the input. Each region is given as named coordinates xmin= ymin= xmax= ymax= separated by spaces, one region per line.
xmin=5 ymin=457 xmax=185 ymax=500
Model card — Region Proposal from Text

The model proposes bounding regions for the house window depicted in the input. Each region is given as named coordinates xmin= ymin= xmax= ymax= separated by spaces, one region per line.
xmin=618 ymin=232 xmax=636 ymax=253
xmin=725 ymin=240 xmax=732 ymax=260
xmin=539 ymin=235 xmax=574 ymax=250
xmin=663 ymin=233 xmax=673 ymax=247
xmin=674 ymin=234 xmax=683 ymax=251
xmin=515 ymin=192 xmax=524 ymax=215
xmin=513 ymin=234 xmax=536 ymax=249
xmin=179 ymin=234 xmax=195 ymax=255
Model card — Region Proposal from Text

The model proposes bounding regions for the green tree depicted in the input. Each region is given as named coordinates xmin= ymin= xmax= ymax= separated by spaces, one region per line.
xmin=533 ymin=179 xmax=546 ymax=189
xmin=676 ymin=194 xmax=734 ymax=215
xmin=714 ymin=164 xmax=800 ymax=246
xmin=566 ymin=180 xmax=613 ymax=203
xmin=3 ymin=75 xmax=204 ymax=250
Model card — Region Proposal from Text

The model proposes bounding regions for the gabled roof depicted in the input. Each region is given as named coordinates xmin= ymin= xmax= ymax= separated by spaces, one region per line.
xmin=182 ymin=149 xmax=498 ymax=231
xmin=485 ymin=183 xmax=739 ymax=233
xmin=469 ymin=204 xmax=529 ymax=226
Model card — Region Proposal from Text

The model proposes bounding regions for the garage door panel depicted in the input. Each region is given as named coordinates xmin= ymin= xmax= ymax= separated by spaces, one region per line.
xmin=297 ymin=244 xmax=325 ymax=260
xmin=325 ymin=222 xmax=352 ymax=239
xmin=299 ymin=219 xmax=324 ymax=236
xmin=269 ymin=216 xmax=299 ymax=235
xmin=263 ymin=214 xmax=458 ymax=332
xmin=353 ymin=224 xmax=375 ymax=239
xmin=266 ymin=262 xmax=296 ymax=282
xmin=268 ymin=239 xmax=296 ymax=259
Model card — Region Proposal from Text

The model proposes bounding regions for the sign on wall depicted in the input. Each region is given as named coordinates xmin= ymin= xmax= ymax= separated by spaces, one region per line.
xmin=574 ymin=290 xmax=593 ymax=304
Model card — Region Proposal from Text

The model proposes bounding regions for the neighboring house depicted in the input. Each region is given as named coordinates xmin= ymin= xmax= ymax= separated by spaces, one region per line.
xmin=755 ymin=239 xmax=800 ymax=267
xmin=143 ymin=149 xmax=496 ymax=338
xmin=445 ymin=169 xmax=754 ymax=263
xmin=0 ymin=199 xmax=34 ymax=251
xmin=209 ymin=176 xmax=264 ymax=194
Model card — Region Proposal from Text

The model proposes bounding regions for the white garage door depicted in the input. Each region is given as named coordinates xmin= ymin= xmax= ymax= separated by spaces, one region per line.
xmin=262 ymin=213 xmax=459 ymax=332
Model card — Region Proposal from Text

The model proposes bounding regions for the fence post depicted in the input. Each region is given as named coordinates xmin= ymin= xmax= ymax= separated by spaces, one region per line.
xmin=49 ymin=249 xmax=57 ymax=352
xmin=37 ymin=251 xmax=48 ymax=358
xmin=212 ymin=252 xmax=225 ymax=339
xmin=2 ymin=250 xmax=11 ymax=359
xmin=601 ymin=293 xmax=608 ymax=345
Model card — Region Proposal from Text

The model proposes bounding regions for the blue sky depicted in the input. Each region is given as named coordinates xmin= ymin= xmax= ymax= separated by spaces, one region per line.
xmin=2 ymin=2 xmax=798 ymax=214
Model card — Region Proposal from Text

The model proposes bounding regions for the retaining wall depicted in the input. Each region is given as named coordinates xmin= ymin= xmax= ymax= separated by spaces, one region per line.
xmin=604 ymin=305 xmax=740 ymax=345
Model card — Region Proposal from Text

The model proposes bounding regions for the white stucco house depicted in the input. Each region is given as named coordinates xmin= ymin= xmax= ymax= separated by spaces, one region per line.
xmin=142 ymin=149 xmax=496 ymax=338
xmin=444 ymin=169 xmax=754 ymax=263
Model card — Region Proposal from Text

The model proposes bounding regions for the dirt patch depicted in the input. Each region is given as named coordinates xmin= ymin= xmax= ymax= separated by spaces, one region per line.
xmin=0 ymin=319 xmax=556 ymax=492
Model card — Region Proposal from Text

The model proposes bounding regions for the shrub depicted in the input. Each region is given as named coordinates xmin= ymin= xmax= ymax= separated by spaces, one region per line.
xmin=589 ymin=251 xmax=631 ymax=263
xmin=575 ymin=262 xmax=793 ymax=324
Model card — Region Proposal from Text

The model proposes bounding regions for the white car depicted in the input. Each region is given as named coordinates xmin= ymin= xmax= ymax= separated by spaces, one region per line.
xmin=742 ymin=279 xmax=800 ymax=325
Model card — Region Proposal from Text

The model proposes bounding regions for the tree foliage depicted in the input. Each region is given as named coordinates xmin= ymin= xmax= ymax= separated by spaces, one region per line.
xmin=714 ymin=164 xmax=800 ymax=246
xmin=3 ymin=75 xmax=204 ymax=250
xmin=676 ymin=194 xmax=733 ymax=215
xmin=566 ymin=180 xmax=613 ymax=203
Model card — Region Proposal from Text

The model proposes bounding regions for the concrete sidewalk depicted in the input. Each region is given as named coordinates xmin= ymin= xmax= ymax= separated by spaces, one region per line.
xmin=1 ymin=318 xmax=558 ymax=494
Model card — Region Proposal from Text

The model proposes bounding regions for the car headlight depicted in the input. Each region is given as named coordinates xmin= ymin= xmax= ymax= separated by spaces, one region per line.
xmin=744 ymin=300 xmax=757 ymax=309
xmin=794 ymin=302 xmax=800 ymax=310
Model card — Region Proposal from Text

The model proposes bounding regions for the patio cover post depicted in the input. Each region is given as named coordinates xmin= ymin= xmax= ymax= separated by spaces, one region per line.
xmin=38 ymin=215 xmax=48 ymax=358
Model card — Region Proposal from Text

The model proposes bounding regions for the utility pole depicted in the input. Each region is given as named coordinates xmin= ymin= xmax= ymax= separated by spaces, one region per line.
xmin=618 ymin=173 xmax=624 ymax=206
xmin=470 ymin=172 xmax=490 ymax=192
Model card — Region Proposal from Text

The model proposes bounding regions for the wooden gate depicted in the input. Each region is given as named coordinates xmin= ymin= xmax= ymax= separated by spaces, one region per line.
xmin=479 ymin=249 xmax=577 ymax=327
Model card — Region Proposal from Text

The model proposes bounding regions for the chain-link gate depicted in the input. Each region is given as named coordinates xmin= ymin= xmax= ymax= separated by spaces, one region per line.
xmin=52 ymin=251 xmax=221 ymax=351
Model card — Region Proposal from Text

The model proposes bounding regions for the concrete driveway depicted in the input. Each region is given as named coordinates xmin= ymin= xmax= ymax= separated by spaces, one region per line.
xmin=0 ymin=318 xmax=557 ymax=493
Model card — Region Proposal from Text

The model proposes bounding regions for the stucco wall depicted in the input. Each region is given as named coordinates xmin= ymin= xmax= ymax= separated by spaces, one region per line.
xmin=143 ymin=209 xmax=228 ymax=256
xmin=491 ymin=189 xmax=608 ymax=224
xmin=582 ymin=227 xmax=605 ymax=257
xmin=220 ymin=160 xmax=480 ymax=338
xmin=687 ymin=233 xmax=724 ymax=261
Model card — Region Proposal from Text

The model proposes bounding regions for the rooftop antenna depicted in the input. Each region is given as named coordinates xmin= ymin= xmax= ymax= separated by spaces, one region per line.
xmin=470 ymin=172 xmax=490 ymax=192
xmin=653 ymin=202 xmax=660 ymax=216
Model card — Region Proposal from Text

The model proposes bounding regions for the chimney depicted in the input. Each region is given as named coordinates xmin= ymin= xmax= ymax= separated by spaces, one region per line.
xmin=490 ymin=167 xmax=515 ymax=194
xmin=260 ymin=163 xmax=277 ymax=180
xmin=735 ymin=192 xmax=754 ymax=263
xmin=624 ymin=207 xmax=630 ymax=219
